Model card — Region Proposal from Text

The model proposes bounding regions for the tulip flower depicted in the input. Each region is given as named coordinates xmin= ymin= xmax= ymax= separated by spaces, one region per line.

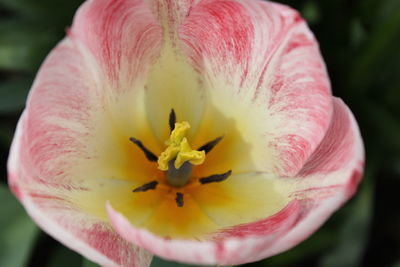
xmin=7 ymin=0 xmax=364 ymax=266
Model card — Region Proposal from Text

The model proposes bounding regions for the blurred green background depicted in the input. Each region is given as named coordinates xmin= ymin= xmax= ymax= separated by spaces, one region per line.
xmin=0 ymin=0 xmax=399 ymax=266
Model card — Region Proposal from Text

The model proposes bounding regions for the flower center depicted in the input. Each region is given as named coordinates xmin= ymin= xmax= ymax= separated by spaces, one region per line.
xmin=129 ymin=109 xmax=231 ymax=207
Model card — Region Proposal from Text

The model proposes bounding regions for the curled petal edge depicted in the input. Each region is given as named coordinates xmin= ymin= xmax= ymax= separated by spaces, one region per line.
xmin=107 ymin=200 xmax=302 ymax=265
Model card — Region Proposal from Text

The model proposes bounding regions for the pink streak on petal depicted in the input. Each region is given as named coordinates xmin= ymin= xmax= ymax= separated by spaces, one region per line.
xmin=72 ymin=0 xmax=162 ymax=87
xmin=18 ymin=39 xmax=92 ymax=188
xmin=299 ymin=97 xmax=364 ymax=177
xmin=265 ymin=4 xmax=333 ymax=176
xmin=215 ymin=200 xmax=300 ymax=239
xmin=257 ymin=98 xmax=364 ymax=261
xmin=179 ymin=0 xmax=255 ymax=74
xmin=211 ymin=201 xmax=301 ymax=265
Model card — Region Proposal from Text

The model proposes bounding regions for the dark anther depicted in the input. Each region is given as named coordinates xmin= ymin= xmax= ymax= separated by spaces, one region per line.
xmin=198 ymin=136 xmax=223 ymax=154
xmin=132 ymin=181 xmax=158 ymax=192
xmin=129 ymin=137 xmax=158 ymax=162
xmin=169 ymin=109 xmax=176 ymax=132
xmin=175 ymin=192 xmax=184 ymax=207
xmin=199 ymin=170 xmax=232 ymax=184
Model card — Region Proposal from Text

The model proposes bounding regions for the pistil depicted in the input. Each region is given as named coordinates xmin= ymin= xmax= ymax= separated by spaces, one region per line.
xmin=166 ymin=160 xmax=192 ymax=187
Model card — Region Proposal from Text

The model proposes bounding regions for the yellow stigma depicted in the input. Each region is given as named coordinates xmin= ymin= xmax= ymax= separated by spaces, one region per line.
xmin=158 ymin=121 xmax=205 ymax=170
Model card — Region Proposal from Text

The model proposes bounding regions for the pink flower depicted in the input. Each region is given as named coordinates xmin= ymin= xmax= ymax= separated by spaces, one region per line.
xmin=7 ymin=0 xmax=364 ymax=266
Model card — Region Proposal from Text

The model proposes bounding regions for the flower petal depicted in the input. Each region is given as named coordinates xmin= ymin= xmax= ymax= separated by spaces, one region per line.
xmin=7 ymin=0 xmax=166 ymax=264
xmin=71 ymin=0 xmax=162 ymax=88
xmin=178 ymin=0 xmax=333 ymax=176
xmin=8 ymin=113 xmax=152 ymax=267
xmin=298 ymin=98 xmax=364 ymax=179
xmin=252 ymin=97 xmax=364 ymax=261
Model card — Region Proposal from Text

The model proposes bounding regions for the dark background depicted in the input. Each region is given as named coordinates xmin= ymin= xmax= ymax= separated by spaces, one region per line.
xmin=0 ymin=0 xmax=399 ymax=266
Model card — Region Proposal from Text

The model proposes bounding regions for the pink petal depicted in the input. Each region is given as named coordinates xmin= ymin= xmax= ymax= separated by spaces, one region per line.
xmin=7 ymin=0 xmax=164 ymax=264
xmin=251 ymin=98 xmax=364 ymax=261
xmin=71 ymin=0 xmax=162 ymax=88
xmin=107 ymin=98 xmax=363 ymax=265
xmin=298 ymin=98 xmax=364 ymax=179
xmin=9 ymin=112 xmax=152 ymax=267
xmin=178 ymin=0 xmax=333 ymax=176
